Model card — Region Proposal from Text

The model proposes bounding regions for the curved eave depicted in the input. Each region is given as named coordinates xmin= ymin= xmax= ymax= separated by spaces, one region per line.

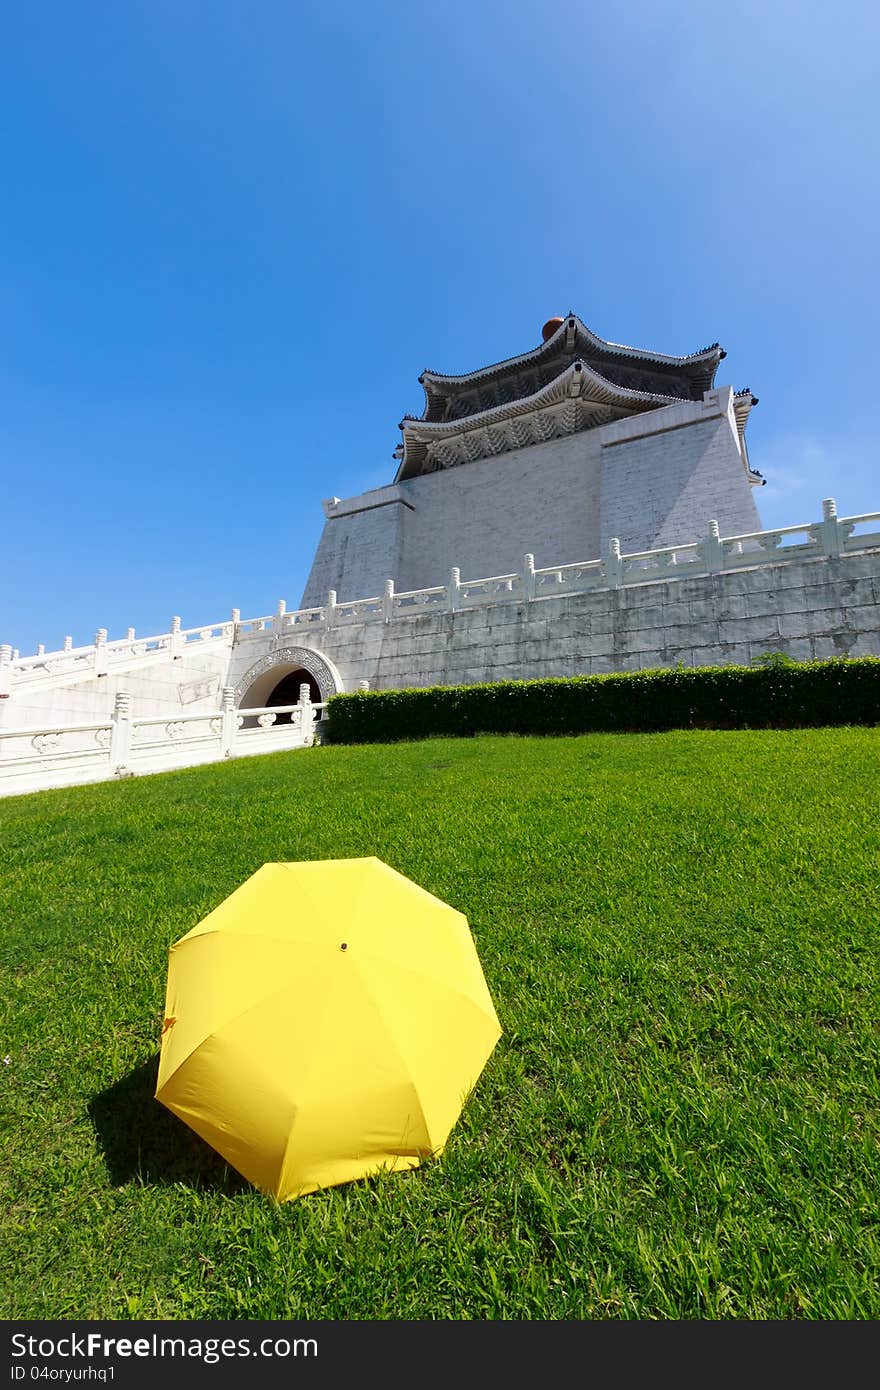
xmin=732 ymin=390 xmax=758 ymax=442
xmin=396 ymin=359 xmax=682 ymax=481
xmin=419 ymin=314 xmax=724 ymax=402
xmin=732 ymin=390 xmax=763 ymax=484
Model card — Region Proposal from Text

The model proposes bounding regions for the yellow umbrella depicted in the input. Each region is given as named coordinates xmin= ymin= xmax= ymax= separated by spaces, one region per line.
xmin=155 ymin=857 xmax=501 ymax=1200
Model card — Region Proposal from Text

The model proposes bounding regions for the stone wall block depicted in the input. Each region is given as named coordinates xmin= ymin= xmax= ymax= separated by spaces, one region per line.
xmin=624 ymin=603 xmax=666 ymax=630
xmin=835 ymin=553 xmax=880 ymax=579
xmin=691 ymin=645 xmax=743 ymax=669
xmin=659 ymin=600 xmax=691 ymax=625
xmin=689 ymin=599 xmax=720 ymax=623
xmin=717 ymin=617 xmax=780 ymax=645
xmin=842 ymin=577 xmax=879 ymax=604
xmin=713 ymin=595 xmax=748 ymax=621
xmin=845 ymin=605 xmax=880 ymax=634
xmin=746 ymin=588 xmax=808 ymax=618
xmin=774 ymin=638 xmax=814 ymax=662
xmin=777 ymin=609 xmax=848 ymax=639
xmin=588 ymin=656 xmax=619 ymax=674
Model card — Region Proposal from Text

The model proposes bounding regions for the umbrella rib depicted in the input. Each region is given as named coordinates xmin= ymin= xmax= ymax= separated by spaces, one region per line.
xmin=160 ymin=944 xmax=497 ymax=1096
xmin=157 ymin=900 xmax=381 ymax=1095
xmin=351 ymin=955 xmax=435 ymax=1155
xmin=288 ymin=982 xmax=424 ymax=1179
xmin=348 ymin=954 xmax=499 ymax=1152
xmin=156 ymin=967 xmax=334 ymax=1095
xmin=353 ymin=947 xmax=500 ymax=1023
xmin=274 ymin=957 xmax=434 ymax=1195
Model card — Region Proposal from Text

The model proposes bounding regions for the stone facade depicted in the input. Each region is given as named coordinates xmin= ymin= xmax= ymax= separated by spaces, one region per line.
xmin=2 ymin=517 xmax=879 ymax=795
xmin=282 ymin=550 xmax=880 ymax=692
xmin=2 ymin=316 xmax=877 ymax=798
xmin=598 ymin=391 xmax=761 ymax=556
xmin=5 ymin=647 xmax=231 ymax=731
xmin=302 ymin=387 xmax=762 ymax=608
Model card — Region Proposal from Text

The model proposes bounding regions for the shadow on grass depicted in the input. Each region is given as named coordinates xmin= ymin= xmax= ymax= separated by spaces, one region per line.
xmin=88 ymin=1053 xmax=247 ymax=1194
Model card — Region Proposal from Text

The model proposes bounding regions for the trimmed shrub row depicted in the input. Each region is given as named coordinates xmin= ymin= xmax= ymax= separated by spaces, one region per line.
xmin=324 ymin=657 xmax=880 ymax=744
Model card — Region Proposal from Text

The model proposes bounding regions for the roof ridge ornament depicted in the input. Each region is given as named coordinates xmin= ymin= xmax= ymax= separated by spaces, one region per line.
xmin=421 ymin=314 xmax=725 ymax=389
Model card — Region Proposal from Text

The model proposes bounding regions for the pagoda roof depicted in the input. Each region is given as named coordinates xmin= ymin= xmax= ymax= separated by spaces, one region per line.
xmin=418 ymin=314 xmax=724 ymax=406
xmin=396 ymin=358 xmax=689 ymax=480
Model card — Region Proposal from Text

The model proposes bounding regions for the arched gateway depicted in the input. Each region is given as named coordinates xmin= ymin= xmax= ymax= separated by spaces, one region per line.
xmin=234 ymin=646 xmax=342 ymax=714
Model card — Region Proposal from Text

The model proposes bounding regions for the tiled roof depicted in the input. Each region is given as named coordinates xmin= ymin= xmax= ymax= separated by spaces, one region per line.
xmin=396 ymin=358 xmax=686 ymax=480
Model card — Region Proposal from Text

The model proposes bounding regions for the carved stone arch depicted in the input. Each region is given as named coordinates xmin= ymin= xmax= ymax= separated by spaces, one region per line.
xmin=233 ymin=646 xmax=343 ymax=708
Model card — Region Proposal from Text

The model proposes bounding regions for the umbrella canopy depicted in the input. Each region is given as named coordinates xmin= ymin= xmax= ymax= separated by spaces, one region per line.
xmin=155 ymin=857 xmax=501 ymax=1200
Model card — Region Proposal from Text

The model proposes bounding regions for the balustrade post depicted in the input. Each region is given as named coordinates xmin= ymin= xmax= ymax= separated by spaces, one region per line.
xmin=110 ymin=691 xmax=132 ymax=773
xmin=37 ymin=644 xmax=45 ymax=657
xmin=325 ymin=590 xmax=337 ymax=629
xmin=274 ymin=599 xmax=287 ymax=636
xmin=220 ymin=686 xmax=236 ymax=758
xmin=0 ymin=644 xmax=11 ymax=698
xmin=63 ymin=636 xmax=73 ymax=652
xmin=383 ymin=579 xmax=395 ymax=623
xmin=701 ymin=520 xmax=724 ymax=574
xmin=94 ymin=628 xmax=108 ymax=676
xmin=523 ymin=554 xmax=536 ymax=603
xmin=604 ymin=538 xmax=623 ymax=590
xmin=819 ymin=497 xmax=843 ymax=558
xmin=170 ymin=616 xmax=182 ymax=656
xmin=298 ymin=682 xmax=314 ymax=744
xmin=448 ymin=567 xmax=461 ymax=612
xmin=126 ymin=627 xmax=136 ymax=641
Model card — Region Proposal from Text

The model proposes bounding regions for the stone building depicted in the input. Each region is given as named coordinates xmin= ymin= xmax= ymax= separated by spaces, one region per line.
xmin=2 ymin=313 xmax=878 ymax=795
xmin=302 ymin=314 xmax=765 ymax=607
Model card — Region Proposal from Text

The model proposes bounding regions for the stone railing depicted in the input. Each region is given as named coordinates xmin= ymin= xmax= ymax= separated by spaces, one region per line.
xmin=0 ymin=686 xmax=326 ymax=798
xmin=1 ymin=616 xmax=242 ymax=692
xmin=297 ymin=500 xmax=878 ymax=628
xmin=2 ymin=500 xmax=878 ymax=694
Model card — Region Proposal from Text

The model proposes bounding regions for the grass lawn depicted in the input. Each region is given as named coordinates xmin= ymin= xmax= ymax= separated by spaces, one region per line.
xmin=1 ymin=728 xmax=878 ymax=1319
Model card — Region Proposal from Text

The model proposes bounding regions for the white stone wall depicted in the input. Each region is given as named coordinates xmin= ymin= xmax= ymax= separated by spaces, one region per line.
xmin=300 ymin=390 xmax=762 ymax=608
xmin=599 ymin=389 xmax=762 ymax=555
xmin=300 ymin=431 xmax=605 ymax=607
xmin=294 ymin=550 xmax=880 ymax=688
xmin=393 ymin=431 xmax=603 ymax=593
xmin=5 ymin=546 xmax=877 ymax=741
xmin=2 ymin=645 xmax=232 ymax=731
xmin=301 ymin=490 xmax=406 ymax=607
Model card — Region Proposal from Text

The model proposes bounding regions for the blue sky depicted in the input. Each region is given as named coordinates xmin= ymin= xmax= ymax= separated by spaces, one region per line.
xmin=3 ymin=1 xmax=878 ymax=655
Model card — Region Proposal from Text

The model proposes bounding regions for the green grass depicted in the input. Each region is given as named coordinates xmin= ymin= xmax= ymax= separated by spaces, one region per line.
xmin=1 ymin=729 xmax=878 ymax=1320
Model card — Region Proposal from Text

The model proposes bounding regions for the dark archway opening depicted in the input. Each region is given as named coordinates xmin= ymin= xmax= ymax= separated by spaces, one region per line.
xmin=264 ymin=667 xmax=322 ymax=724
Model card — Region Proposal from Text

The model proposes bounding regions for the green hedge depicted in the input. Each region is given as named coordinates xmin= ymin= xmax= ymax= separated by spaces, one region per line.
xmin=324 ymin=657 xmax=880 ymax=744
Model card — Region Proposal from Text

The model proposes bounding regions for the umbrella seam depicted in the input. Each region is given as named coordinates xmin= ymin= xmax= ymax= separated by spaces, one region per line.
xmin=156 ymin=956 xmax=335 ymax=1096
xmin=348 ymin=954 xmax=500 ymax=1151
xmin=274 ymin=954 xmax=433 ymax=1195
